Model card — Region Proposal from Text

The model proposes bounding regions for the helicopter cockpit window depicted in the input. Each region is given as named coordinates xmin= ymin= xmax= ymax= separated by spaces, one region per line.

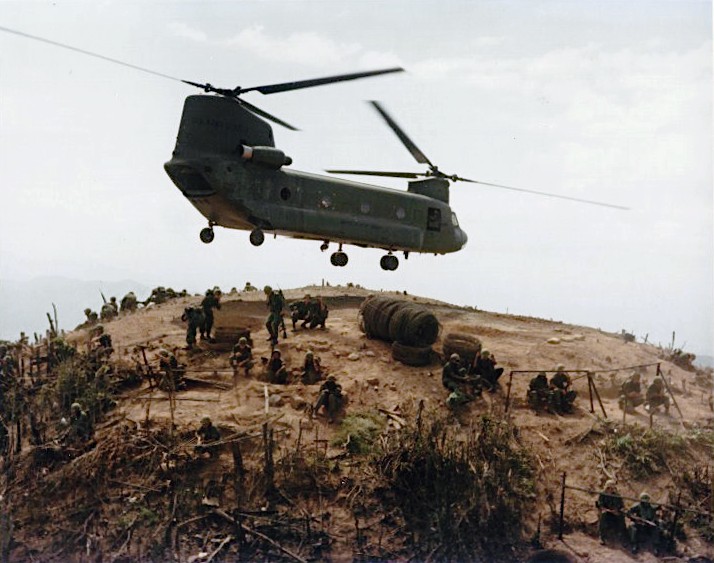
xmin=319 ymin=195 xmax=332 ymax=209
xmin=396 ymin=207 xmax=406 ymax=220
xmin=451 ymin=212 xmax=459 ymax=227
xmin=360 ymin=202 xmax=371 ymax=214
xmin=280 ymin=187 xmax=291 ymax=201
xmin=427 ymin=207 xmax=441 ymax=231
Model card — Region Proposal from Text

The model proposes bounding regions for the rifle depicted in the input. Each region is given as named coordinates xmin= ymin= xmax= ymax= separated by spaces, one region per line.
xmin=100 ymin=291 xmax=108 ymax=304
xmin=276 ymin=289 xmax=288 ymax=338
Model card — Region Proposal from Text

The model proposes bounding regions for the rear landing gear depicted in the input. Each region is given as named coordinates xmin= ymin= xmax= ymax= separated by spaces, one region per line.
xmin=330 ymin=251 xmax=348 ymax=267
xmin=199 ymin=227 xmax=215 ymax=244
xmin=380 ymin=254 xmax=399 ymax=271
xmin=249 ymin=228 xmax=265 ymax=246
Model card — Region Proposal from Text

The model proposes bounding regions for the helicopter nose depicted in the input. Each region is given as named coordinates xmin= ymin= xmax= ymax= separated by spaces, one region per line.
xmin=459 ymin=229 xmax=468 ymax=248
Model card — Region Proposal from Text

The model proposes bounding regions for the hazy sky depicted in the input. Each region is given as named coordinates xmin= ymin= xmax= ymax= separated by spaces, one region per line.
xmin=1 ymin=1 xmax=712 ymax=354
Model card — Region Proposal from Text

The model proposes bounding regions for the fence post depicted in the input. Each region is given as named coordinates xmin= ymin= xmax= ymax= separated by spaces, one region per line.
xmin=588 ymin=373 xmax=608 ymax=418
xmin=588 ymin=375 xmax=595 ymax=413
xmin=558 ymin=472 xmax=567 ymax=540
xmin=505 ymin=371 xmax=514 ymax=412
xmin=657 ymin=364 xmax=685 ymax=422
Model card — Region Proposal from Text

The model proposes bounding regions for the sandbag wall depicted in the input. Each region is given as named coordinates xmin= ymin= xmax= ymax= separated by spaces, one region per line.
xmin=359 ymin=296 xmax=440 ymax=366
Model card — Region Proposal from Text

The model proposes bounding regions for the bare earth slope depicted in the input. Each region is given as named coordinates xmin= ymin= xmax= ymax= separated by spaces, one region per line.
xmin=11 ymin=286 xmax=714 ymax=562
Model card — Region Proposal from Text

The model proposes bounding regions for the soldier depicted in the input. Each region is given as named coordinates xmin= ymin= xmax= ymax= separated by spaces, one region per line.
xmin=301 ymin=350 xmax=323 ymax=385
xmin=181 ymin=307 xmax=205 ymax=350
xmin=596 ymin=480 xmax=626 ymax=545
xmin=264 ymin=286 xmax=285 ymax=346
xmin=645 ymin=378 xmax=670 ymax=415
xmin=442 ymin=353 xmax=477 ymax=406
xmin=472 ymin=349 xmax=504 ymax=390
xmin=158 ymin=348 xmax=185 ymax=391
xmin=289 ymin=295 xmax=311 ymax=330
xmin=67 ymin=402 xmax=93 ymax=444
xmin=108 ymin=296 xmax=119 ymax=315
xmin=230 ymin=337 xmax=254 ymax=376
xmin=619 ymin=372 xmax=645 ymax=412
xmin=120 ymin=291 xmax=138 ymax=313
xmin=264 ymin=349 xmax=289 ymax=384
xmin=549 ymin=365 xmax=577 ymax=413
xmin=628 ymin=492 xmax=661 ymax=554
xmin=83 ymin=308 xmax=99 ymax=325
xmin=200 ymin=289 xmax=221 ymax=342
xmin=307 ymin=297 xmax=329 ymax=329
xmin=195 ymin=416 xmax=221 ymax=458
xmin=527 ymin=372 xmax=551 ymax=412
xmin=314 ymin=375 xmax=344 ymax=423
xmin=100 ymin=301 xmax=117 ymax=321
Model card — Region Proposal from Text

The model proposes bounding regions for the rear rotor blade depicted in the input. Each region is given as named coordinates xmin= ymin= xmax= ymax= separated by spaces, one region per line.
xmin=238 ymin=99 xmax=298 ymax=131
xmin=325 ymin=169 xmax=422 ymax=179
xmin=241 ymin=68 xmax=404 ymax=95
xmin=458 ymin=178 xmax=629 ymax=210
xmin=369 ymin=101 xmax=433 ymax=167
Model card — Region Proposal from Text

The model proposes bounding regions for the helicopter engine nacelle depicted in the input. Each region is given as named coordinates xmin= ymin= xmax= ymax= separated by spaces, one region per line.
xmin=240 ymin=145 xmax=292 ymax=169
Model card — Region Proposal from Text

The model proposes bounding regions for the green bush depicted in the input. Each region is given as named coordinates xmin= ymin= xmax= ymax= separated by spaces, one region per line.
xmin=332 ymin=411 xmax=386 ymax=454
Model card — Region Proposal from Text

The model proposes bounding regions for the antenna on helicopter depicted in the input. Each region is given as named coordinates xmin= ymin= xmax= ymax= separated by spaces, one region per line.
xmin=0 ymin=25 xmax=404 ymax=131
xmin=327 ymin=101 xmax=629 ymax=210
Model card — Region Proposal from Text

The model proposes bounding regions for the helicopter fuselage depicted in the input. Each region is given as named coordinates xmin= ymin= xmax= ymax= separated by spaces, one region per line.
xmin=163 ymin=95 xmax=468 ymax=266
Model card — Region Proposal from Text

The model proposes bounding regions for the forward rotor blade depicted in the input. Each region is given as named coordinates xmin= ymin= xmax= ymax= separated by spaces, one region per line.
xmin=0 ymin=25 xmax=183 ymax=83
xmin=325 ymin=169 xmax=422 ymax=179
xmin=459 ymin=178 xmax=629 ymax=210
xmin=369 ymin=101 xmax=433 ymax=167
xmin=237 ymin=99 xmax=298 ymax=131
xmin=241 ymin=68 xmax=404 ymax=95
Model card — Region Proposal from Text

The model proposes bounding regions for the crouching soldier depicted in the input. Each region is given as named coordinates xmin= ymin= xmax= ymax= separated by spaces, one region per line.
xmin=158 ymin=349 xmax=185 ymax=391
xmin=263 ymin=350 xmax=289 ymax=384
xmin=181 ymin=307 xmax=205 ymax=350
xmin=230 ymin=337 xmax=254 ymax=376
xmin=549 ymin=365 xmax=577 ymax=413
xmin=628 ymin=492 xmax=662 ymax=554
xmin=195 ymin=416 xmax=221 ymax=458
xmin=619 ymin=372 xmax=645 ymax=412
xmin=314 ymin=376 xmax=344 ymax=423
xmin=442 ymin=353 xmax=478 ymax=407
xmin=290 ymin=295 xmax=311 ymax=330
xmin=65 ymin=402 xmax=93 ymax=445
xmin=645 ymin=378 xmax=670 ymax=415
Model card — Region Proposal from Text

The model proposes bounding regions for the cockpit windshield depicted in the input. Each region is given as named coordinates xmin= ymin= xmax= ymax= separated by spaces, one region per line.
xmin=451 ymin=212 xmax=459 ymax=227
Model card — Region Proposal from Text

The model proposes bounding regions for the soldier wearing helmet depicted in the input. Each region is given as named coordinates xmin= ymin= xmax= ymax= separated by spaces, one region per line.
xmin=301 ymin=350 xmax=324 ymax=385
xmin=200 ymin=289 xmax=221 ymax=342
xmin=442 ymin=353 xmax=477 ymax=406
xmin=549 ymin=364 xmax=576 ymax=413
xmin=619 ymin=371 xmax=645 ymax=412
xmin=195 ymin=416 xmax=221 ymax=458
xmin=230 ymin=336 xmax=254 ymax=376
xmin=264 ymin=286 xmax=286 ymax=346
xmin=596 ymin=480 xmax=625 ymax=544
xmin=627 ymin=491 xmax=661 ymax=553
xmin=471 ymin=348 xmax=504 ymax=391
xmin=314 ymin=375 xmax=344 ymax=423
xmin=67 ymin=402 xmax=93 ymax=443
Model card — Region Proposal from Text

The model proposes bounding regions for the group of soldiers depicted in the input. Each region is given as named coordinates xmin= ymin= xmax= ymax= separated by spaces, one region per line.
xmin=441 ymin=349 xmax=505 ymax=407
xmin=527 ymin=366 xmax=578 ymax=414
xmin=264 ymin=287 xmax=329 ymax=347
xmin=181 ymin=289 xmax=222 ymax=349
xmin=618 ymin=371 xmax=671 ymax=415
xmin=597 ymin=482 xmax=677 ymax=555
xmin=83 ymin=287 xmax=189 ymax=328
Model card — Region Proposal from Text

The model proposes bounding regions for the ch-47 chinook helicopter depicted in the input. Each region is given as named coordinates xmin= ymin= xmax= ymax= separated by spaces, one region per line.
xmin=3 ymin=26 xmax=627 ymax=271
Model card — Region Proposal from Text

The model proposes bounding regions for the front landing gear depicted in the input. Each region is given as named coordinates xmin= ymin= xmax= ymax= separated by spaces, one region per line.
xmin=330 ymin=251 xmax=348 ymax=267
xmin=249 ymin=228 xmax=265 ymax=247
xmin=199 ymin=226 xmax=215 ymax=244
xmin=380 ymin=253 xmax=399 ymax=271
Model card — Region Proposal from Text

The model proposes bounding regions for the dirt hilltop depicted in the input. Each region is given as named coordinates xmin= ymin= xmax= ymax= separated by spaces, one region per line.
xmin=3 ymin=285 xmax=713 ymax=562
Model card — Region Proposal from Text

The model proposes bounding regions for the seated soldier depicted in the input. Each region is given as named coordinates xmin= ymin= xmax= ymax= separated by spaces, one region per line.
xmin=549 ymin=365 xmax=577 ymax=413
xmin=645 ymin=378 xmax=670 ymax=415
xmin=619 ymin=372 xmax=645 ymax=412
xmin=289 ymin=295 xmax=311 ymax=330
xmin=442 ymin=353 xmax=478 ymax=407
xmin=230 ymin=337 xmax=254 ymax=376
xmin=472 ymin=349 xmax=504 ymax=390
xmin=314 ymin=375 xmax=344 ymax=422
xmin=301 ymin=350 xmax=323 ymax=385
xmin=264 ymin=350 xmax=289 ymax=384
xmin=100 ymin=302 xmax=117 ymax=321
xmin=120 ymin=291 xmax=138 ymax=313
xmin=195 ymin=416 xmax=221 ymax=458
xmin=628 ymin=492 xmax=661 ymax=554
xmin=527 ymin=372 xmax=551 ymax=412
xmin=83 ymin=308 xmax=99 ymax=325
xmin=596 ymin=480 xmax=626 ymax=545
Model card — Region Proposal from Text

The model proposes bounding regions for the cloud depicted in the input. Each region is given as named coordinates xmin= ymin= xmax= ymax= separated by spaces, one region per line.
xmin=167 ymin=22 xmax=208 ymax=43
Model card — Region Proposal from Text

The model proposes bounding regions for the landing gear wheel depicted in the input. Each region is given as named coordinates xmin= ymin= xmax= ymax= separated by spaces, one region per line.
xmin=199 ymin=227 xmax=215 ymax=244
xmin=330 ymin=251 xmax=348 ymax=267
xmin=249 ymin=229 xmax=265 ymax=247
xmin=380 ymin=254 xmax=399 ymax=271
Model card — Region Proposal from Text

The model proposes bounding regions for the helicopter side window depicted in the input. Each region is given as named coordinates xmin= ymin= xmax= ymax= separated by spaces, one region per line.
xmin=319 ymin=195 xmax=332 ymax=209
xmin=396 ymin=207 xmax=406 ymax=220
xmin=280 ymin=187 xmax=291 ymax=201
xmin=427 ymin=207 xmax=441 ymax=232
xmin=360 ymin=202 xmax=370 ymax=214
xmin=451 ymin=212 xmax=459 ymax=227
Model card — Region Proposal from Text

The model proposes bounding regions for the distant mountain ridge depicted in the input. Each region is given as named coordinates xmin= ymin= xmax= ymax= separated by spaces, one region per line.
xmin=0 ymin=276 xmax=151 ymax=341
